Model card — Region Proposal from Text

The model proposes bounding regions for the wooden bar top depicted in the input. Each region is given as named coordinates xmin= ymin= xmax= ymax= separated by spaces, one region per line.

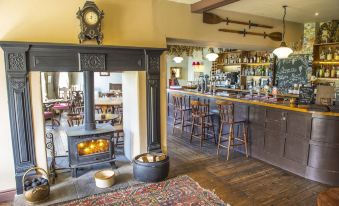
xmin=168 ymin=89 xmax=339 ymax=117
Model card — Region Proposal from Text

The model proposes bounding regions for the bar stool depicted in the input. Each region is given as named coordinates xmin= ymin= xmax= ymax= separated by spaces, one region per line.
xmin=190 ymin=99 xmax=216 ymax=147
xmin=172 ymin=94 xmax=192 ymax=135
xmin=216 ymin=100 xmax=248 ymax=160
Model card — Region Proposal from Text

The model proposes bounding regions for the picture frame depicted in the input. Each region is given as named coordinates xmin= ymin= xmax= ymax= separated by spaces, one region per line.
xmin=100 ymin=72 xmax=110 ymax=76
xmin=170 ymin=67 xmax=182 ymax=79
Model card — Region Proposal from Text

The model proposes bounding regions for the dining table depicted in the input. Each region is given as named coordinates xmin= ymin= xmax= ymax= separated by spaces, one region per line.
xmin=95 ymin=98 xmax=123 ymax=113
xmin=95 ymin=113 xmax=119 ymax=123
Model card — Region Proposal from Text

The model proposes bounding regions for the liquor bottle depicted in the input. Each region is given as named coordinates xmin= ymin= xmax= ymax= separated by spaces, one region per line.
xmin=334 ymin=48 xmax=339 ymax=61
xmin=324 ymin=66 xmax=330 ymax=78
xmin=331 ymin=66 xmax=336 ymax=78
xmin=319 ymin=65 xmax=325 ymax=77
xmin=336 ymin=66 xmax=339 ymax=78
xmin=320 ymin=49 xmax=326 ymax=60
xmin=327 ymin=47 xmax=332 ymax=61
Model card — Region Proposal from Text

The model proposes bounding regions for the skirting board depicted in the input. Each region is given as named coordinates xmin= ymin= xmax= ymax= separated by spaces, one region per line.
xmin=0 ymin=189 xmax=16 ymax=203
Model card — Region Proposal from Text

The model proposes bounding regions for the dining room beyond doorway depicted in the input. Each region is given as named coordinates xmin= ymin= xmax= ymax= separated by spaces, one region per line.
xmin=41 ymin=71 xmax=124 ymax=180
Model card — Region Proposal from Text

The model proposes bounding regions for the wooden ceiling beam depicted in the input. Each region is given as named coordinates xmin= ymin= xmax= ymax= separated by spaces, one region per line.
xmin=191 ymin=0 xmax=240 ymax=13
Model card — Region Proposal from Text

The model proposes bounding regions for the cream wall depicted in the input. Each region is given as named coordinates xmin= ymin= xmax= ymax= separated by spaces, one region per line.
xmin=155 ymin=1 xmax=303 ymax=50
xmin=122 ymin=71 xmax=147 ymax=160
xmin=0 ymin=49 xmax=16 ymax=191
xmin=0 ymin=0 xmax=303 ymax=191
xmin=30 ymin=72 xmax=48 ymax=173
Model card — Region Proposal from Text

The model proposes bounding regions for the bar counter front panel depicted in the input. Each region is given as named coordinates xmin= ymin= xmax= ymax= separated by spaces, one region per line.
xmin=167 ymin=89 xmax=339 ymax=186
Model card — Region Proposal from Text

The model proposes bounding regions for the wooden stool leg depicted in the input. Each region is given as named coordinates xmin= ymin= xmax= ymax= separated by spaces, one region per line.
xmin=227 ymin=124 xmax=234 ymax=161
xmin=217 ymin=122 xmax=223 ymax=155
xmin=210 ymin=116 xmax=217 ymax=144
xmin=243 ymin=123 xmax=249 ymax=158
xmin=200 ymin=117 xmax=204 ymax=147
xmin=172 ymin=109 xmax=177 ymax=134
xmin=190 ymin=117 xmax=195 ymax=143
xmin=181 ymin=110 xmax=185 ymax=134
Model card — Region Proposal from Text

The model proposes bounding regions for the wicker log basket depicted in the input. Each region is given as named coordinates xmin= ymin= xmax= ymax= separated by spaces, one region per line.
xmin=23 ymin=167 xmax=50 ymax=204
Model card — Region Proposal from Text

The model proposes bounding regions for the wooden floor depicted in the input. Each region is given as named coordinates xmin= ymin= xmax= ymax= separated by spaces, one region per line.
xmin=167 ymin=124 xmax=329 ymax=206
xmin=2 ymin=117 xmax=329 ymax=205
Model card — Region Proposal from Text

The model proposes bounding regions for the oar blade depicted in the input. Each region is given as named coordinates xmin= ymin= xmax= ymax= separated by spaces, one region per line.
xmin=203 ymin=12 xmax=224 ymax=24
xmin=268 ymin=32 xmax=283 ymax=41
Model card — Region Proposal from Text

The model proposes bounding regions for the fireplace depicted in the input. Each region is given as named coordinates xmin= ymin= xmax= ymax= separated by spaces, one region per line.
xmin=0 ymin=42 xmax=164 ymax=193
xmin=66 ymin=124 xmax=116 ymax=178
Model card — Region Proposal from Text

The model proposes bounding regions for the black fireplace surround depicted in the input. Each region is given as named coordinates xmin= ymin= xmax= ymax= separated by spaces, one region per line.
xmin=0 ymin=41 xmax=165 ymax=194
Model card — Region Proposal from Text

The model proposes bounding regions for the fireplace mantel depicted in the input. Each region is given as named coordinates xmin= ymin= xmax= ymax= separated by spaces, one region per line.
xmin=0 ymin=41 xmax=165 ymax=194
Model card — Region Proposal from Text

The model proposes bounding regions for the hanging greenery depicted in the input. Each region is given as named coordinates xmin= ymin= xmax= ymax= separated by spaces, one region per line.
xmin=167 ymin=45 xmax=204 ymax=57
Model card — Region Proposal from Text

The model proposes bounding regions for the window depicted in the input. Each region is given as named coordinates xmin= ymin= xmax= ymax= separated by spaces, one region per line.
xmin=59 ymin=72 xmax=69 ymax=88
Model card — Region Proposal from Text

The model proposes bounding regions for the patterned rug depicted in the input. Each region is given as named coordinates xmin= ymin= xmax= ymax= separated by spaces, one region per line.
xmin=57 ymin=175 xmax=226 ymax=206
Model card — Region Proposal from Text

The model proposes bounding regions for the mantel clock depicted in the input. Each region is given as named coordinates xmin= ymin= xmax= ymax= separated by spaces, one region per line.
xmin=77 ymin=1 xmax=104 ymax=44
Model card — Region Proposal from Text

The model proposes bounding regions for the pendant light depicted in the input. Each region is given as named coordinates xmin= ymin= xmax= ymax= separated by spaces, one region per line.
xmin=206 ymin=48 xmax=219 ymax=62
xmin=273 ymin=6 xmax=293 ymax=59
xmin=173 ymin=56 xmax=184 ymax=63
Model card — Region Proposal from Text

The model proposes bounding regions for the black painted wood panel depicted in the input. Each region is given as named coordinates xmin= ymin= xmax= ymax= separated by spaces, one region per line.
xmin=1 ymin=41 xmax=165 ymax=194
xmin=2 ymin=45 xmax=36 ymax=194
xmin=311 ymin=118 xmax=339 ymax=144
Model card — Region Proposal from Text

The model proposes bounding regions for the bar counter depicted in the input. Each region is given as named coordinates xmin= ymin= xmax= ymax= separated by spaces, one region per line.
xmin=168 ymin=88 xmax=339 ymax=186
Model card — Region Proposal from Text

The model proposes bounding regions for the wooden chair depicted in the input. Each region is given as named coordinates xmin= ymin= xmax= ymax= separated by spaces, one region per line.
xmin=216 ymin=100 xmax=248 ymax=160
xmin=112 ymin=111 xmax=124 ymax=147
xmin=190 ymin=99 xmax=216 ymax=147
xmin=172 ymin=94 xmax=192 ymax=135
xmin=44 ymin=104 xmax=60 ymax=128
xmin=67 ymin=113 xmax=83 ymax=127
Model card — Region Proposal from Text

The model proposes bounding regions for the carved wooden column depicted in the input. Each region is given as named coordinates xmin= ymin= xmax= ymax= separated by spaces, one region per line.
xmin=3 ymin=45 xmax=35 ymax=194
xmin=145 ymin=50 xmax=162 ymax=152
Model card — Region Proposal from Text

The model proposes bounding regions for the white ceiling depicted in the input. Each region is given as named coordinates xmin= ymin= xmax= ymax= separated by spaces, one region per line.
xmin=168 ymin=0 xmax=339 ymax=23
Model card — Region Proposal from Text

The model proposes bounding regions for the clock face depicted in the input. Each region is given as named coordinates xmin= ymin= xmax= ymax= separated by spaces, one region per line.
xmin=84 ymin=11 xmax=99 ymax=25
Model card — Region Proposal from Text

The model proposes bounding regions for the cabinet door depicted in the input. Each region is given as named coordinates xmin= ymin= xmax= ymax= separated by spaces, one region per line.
xmin=248 ymin=105 xmax=266 ymax=127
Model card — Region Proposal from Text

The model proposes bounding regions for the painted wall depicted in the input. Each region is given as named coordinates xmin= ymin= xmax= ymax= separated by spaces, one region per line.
xmin=155 ymin=0 xmax=303 ymax=50
xmin=30 ymin=72 xmax=48 ymax=173
xmin=0 ymin=49 xmax=16 ymax=191
xmin=122 ymin=71 xmax=147 ymax=160
xmin=94 ymin=72 xmax=122 ymax=92
xmin=0 ymin=0 xmax=303 ymax=191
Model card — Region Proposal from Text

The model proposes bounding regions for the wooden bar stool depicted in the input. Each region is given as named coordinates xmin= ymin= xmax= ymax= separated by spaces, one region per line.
xmin=190 ymin=99 xmax=216 ymax=147
xmin=216 ymin=100 xmax=248 ymax=160
xmin=172 ymin=94 xmax=192 ymax=135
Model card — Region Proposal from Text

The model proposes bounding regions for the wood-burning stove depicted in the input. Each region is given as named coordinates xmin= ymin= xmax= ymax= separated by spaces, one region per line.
xmin=66 ymin=124 xmax=116 ymax=177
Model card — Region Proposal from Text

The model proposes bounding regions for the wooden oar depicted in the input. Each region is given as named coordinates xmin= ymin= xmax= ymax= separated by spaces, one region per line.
xmin=204 ymin=12 xmax=273 ymax=29
xmin=218 ymin=28 xmax=282 ymax=41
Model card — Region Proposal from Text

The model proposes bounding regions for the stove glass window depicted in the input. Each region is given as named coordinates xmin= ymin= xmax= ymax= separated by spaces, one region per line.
xmin=77 ymin=139 xmax=109 ymax=156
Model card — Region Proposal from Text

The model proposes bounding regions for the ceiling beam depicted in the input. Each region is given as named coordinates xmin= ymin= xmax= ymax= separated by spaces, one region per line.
xmin=191 ymin=0 xmax=240 ymax=13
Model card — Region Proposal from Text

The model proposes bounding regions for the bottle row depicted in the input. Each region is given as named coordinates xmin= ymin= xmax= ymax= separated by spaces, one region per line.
xmin=319 ymin=46 xmax=339 ymax=61
xmin=242 ymin=66 xmax=272 ymax=77
xmin=315 ymin=65 xmax=339 ymax=78
xmin=221 ymin=52 xmax=271 ymax=64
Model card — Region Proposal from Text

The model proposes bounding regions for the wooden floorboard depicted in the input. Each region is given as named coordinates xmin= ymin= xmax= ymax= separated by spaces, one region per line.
xmin=167 ymin=124 xmax=328 ymax=206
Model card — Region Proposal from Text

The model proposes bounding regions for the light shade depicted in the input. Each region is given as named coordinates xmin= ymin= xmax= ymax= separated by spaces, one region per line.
xmin=273 ymin=42 xmax=293 ymax=59
xmin=205 ymin=53 xmax=219 ymax=61
xmin=173 ymin=56 xmax=184 ymax=63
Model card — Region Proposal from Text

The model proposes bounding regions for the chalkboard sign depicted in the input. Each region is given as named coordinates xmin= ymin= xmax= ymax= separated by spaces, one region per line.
xmin=298 ymin=86 xmax=314 ymax=105
xmin=275 ymin=55 xmax=312 ymax=93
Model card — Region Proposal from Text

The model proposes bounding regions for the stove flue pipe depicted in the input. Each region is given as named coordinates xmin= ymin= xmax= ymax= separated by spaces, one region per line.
xmin=83 ymin=71 xmax=96 ymax=130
